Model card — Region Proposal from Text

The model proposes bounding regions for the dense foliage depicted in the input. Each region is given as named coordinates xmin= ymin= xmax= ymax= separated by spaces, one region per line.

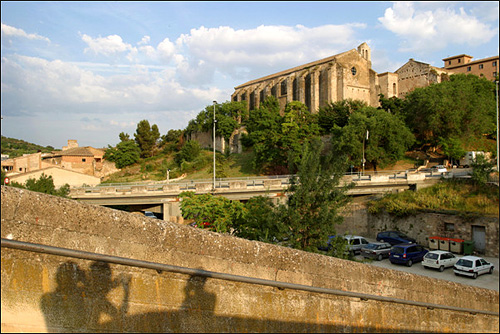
xmin=403 ymin=74 xmax=496 ymax=148
xmin=9 ymin=173 xmax=70 ymax=197
xmin=1 ymin=136 xmax=55 ymax=158
xmin=134 ymin=120 xmax=160 ymax=158
xmin=179 ymin=191 xmax=244 ymax=233
xmin=241 ymin=97 xmax=321 ymax=174
xmin=185 ymin=101 xmax=247 ymax=140
xmin=367 ymin=178 xmax=499 ymax=217
xmin=104 ymin=135 xmax=141 ymax=169
xmin=331 ymin=107 xmax=415 ymax=171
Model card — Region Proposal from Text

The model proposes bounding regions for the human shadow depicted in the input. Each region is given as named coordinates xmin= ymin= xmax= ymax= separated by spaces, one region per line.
xmin=40 ymin=261 xmax=87 ymax=332
xmin=40 ymin=260 xmax=131 ymax=333
xmin=178 ymin=274 xmax=217 ymax=332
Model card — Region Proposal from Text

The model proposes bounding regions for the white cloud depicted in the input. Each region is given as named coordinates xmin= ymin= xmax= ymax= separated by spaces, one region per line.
xmin=82 ymin=33 xmax=137 ymax=58
xmin=378 ymin=2 xmax=497 ymax=53
xmin=173 ymin=23 xmax=365 ymax=84
xmin=1 ymin=23 xmax=50 ymax=43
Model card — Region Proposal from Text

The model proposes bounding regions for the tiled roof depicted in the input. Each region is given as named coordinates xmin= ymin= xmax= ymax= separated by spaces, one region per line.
xmin=52 ymin=147 xmax=95 ymax=157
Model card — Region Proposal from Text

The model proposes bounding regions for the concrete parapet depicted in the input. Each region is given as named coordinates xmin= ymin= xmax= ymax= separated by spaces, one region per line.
xmin=162 ymin=184 xmax=180 ymax=192
xmin=195 ymin=183 xmax=212 ymax=192
xmin=406 ymin=173 xmax=426 ymax=181
xmin=100 ymin=187 xmax=116 ymax=194
xmin=229 ymin=181 xmax=247 ymax=190
xmin=369 ymin=175 xmax=389 ymax=182
xmin=131 ymin=186 xmax=146 ymax=193
xmin=263 ymin=179 xmax=282 ymax=188
xmin=1 ymin=186 xmax=498 ymax=333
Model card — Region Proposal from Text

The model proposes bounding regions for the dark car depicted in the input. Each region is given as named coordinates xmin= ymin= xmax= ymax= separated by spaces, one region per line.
xmin=376 ymin=231 xmax=416 ymax=245
xmin=389 ymin=243 xmax=428 ymax=267
xmin=361 ymin=242 xmax=392 ymax=261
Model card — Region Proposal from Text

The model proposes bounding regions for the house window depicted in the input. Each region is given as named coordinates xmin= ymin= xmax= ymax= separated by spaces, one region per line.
xmin=479 ymin=64 xmax=483 ymax=69
xmin=458 ymin=59 xmax=461 ymax=63
xmin=281 ymin=80 xmax=287 ymax=96
xmin=493 ymin=61 xmax=497 ymax=67
xmin=445 ymin=223 xmax=455 ymax=232
xmin=448 ymin=60 xmax=452 ymax=65
xmin=82 ymin=158 xmax=86 ymax=162
xmin=467 ymin=66 xmax=471 ymax=72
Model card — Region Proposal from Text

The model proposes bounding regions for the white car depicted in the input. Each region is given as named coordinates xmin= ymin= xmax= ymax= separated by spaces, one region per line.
xmin=422 ymin=250 xmax=458 ymax=272
xmin=453 ymin=256 xmax=494 ymax=279
xmin=344 ymin=235 xmax=370 ymax=254
xmin=431 ymin=165 xmax=447 ymax=173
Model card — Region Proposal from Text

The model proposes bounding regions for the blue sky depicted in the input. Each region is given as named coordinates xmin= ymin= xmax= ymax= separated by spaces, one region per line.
xmin=1 ymin=1 xmax=499 ymax=149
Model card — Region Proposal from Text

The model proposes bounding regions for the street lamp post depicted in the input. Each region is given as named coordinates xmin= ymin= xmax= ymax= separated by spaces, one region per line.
xmin=213 ymin=101 xmax=217 ymax=191
xmin=362 ymin=129 xmax=369 ymax=175
xmin=496 ymin=80 xmax=499 ymax=173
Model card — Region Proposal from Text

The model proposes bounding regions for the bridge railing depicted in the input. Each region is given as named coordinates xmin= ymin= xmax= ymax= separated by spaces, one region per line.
xmin=71 ymin=169 xmax=463 ymax=196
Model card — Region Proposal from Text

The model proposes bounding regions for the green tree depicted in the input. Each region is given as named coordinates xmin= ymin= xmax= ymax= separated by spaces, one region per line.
xmin=276 ymin=139 xmax=353 ymax=252
xmin=241 ymin=97 xmax=320 ymax=174
xmin=10 ymin=173 xmax=70 ymax=197
xmin=134 ymin=120 xmax=160 ymax=158
xmin=233 ymin=196 xmax=286 ymax=243
xmin=470 ymin=154 xmax=495 ymax=188
xmin=317 ymin=99 xmax=367 ymax=134
xmin=332 ymin=107 xmax=415 ymax=171
xmin=377 ymin=94 xmax=407 ymax=119
xmin=403 ymin=74 xmax=496 ymax=147
xmin=439 ymin=136 xmax=466 ymax=164
xmin=185 ymin=101 xmax=246 ymax=141
xmin=160 ymin=129 xmax=184 ymax=153
xmin=179 ymin=191 xmax=244 ymax=233
xmin=104 ymin=135 xmax=141 ymax=169
xmin=175 ymin=140 xmax=201 ymax=165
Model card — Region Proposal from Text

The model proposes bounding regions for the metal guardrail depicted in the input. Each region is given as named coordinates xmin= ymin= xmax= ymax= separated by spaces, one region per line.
xmin=2 ymin=238 xmax=498 ymax=317
xmin=70 ymin=169 xmax=466 ymax=196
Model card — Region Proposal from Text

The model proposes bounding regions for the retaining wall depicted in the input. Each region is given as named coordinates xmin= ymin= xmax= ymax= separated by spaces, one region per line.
xmin=1 ymin=186 xmax=498 ymax=332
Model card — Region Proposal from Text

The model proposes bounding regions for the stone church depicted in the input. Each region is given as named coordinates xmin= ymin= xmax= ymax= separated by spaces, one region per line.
xmin=231 ymin=42 xmax=399 ymax=113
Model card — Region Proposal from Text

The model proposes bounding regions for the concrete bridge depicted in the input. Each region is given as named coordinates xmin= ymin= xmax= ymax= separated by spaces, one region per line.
xmin=69 ymin=170 xmax=456 ymax=221
xmin=1 ymin=186 xmax=498 ymax=332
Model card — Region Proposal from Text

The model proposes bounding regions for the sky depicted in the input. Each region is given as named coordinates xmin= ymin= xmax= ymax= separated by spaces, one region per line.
xmin=1 ymin=1 xmax=499 ymax=149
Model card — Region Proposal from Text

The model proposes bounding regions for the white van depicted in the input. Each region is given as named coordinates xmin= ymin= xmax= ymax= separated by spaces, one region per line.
xmin=459 ymin=151 xmax=484 ymax=168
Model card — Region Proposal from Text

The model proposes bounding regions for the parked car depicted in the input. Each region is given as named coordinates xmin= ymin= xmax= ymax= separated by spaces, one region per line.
xmin=431 ymin=165 xmax=447 ymax=173
xmin=453 ymin=256 xmax=494 ymax=279
xmin=144 ymin=211 xmax=158 ymax=219
xmin=376 ymin=231 xmax=416 ymax=245
xmin=318 ymin=235 xmax=369 ymax=255
xmin=389 ymin=243 xmax=428 ymax=267
xmin=345 ymin=235 xmax=370 ymax=254
xmin=361 ymin=242 xmax=392 ymax=261
xmin=422 ymin=250 xmax=459 ymax=271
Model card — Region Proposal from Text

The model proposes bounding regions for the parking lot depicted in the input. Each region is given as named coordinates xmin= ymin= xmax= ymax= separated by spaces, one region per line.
xmin=354 ymin=238 xmax=499 ymax=291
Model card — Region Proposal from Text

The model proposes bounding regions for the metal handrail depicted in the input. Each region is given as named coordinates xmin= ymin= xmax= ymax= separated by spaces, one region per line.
xmin=2 ymin=238 xmax=498 ymax=317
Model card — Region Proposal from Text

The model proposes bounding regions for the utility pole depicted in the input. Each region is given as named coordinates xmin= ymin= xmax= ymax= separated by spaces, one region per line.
xmin=213 ymin=101 xmax=217 ymax=191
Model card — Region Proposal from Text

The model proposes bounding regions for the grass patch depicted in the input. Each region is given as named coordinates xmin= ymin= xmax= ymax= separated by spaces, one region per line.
xmin=368 ymin=179 xmax=499 ymax=217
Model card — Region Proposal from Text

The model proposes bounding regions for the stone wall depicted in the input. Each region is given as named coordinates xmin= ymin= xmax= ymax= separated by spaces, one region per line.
xmin=339 ymin=202 xmax=499 ymax=257
xmin=1 ymin=186 xmax=498 ymax=332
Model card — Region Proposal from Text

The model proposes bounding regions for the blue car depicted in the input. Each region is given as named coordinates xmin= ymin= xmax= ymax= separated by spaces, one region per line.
xmin=376 ymin=231 xmax=416 ymax=245
xmin=389 ymin=243 xmax=428 ymax=267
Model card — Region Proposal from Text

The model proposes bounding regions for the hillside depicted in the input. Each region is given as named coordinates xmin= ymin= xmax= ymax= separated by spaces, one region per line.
xmin=1 ymin=136 xmax=55 ymax=158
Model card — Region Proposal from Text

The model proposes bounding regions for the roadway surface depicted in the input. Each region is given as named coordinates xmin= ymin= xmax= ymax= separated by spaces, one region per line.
xmin=355 ymin=237 xmax=499 ymax=292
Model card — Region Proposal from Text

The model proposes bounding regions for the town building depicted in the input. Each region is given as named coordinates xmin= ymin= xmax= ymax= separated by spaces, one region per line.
xmin=1 ymin=140 xmax=119 ymax=187
xmin=231 ymin=43 xmax=397 ymax=114
xmin=442 ymin=54 xmax=498 ymax=81
xmin=395 ymin=58 xmax=455 ymax=98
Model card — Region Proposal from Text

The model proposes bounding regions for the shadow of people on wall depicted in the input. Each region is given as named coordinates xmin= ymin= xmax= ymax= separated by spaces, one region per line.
xmin=86 ymin=261 xmax=131 ymax=331
xmin=40 ymin=260 xmax=131 ymax=333
xmin=179 ymin=273 xmax=217 ymax=331
xmin=40 ymin=261 xmax=87 ymax=332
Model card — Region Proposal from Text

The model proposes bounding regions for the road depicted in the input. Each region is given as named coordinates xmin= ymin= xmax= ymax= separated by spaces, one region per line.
xmin=353 ymin=238 xmax=498 ymax=292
